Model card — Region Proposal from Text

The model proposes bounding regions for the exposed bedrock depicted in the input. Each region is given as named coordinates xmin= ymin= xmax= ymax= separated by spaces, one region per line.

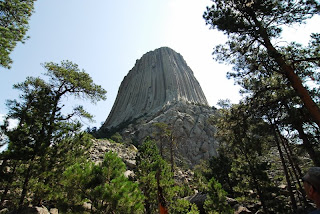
xmin=99 ymin=47 xmax=218 ymax=165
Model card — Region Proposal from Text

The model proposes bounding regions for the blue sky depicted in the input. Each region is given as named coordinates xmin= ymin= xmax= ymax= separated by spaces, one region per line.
xmin=0 ymin=0 xmax=319 ymax=128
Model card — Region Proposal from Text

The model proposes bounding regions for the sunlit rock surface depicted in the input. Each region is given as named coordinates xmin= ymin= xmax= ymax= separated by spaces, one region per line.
xmin=103 ymin=47 xmax=208 ymax=129
xmin=100 ymin=47 xmax=218 ymax=165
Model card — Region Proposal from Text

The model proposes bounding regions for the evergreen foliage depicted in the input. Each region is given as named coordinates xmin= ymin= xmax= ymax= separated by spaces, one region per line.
xmin=205 ymin=153 xmax=234 ymax=195
xmin=204 ymin=177 xmax=233 ymax=214
xmin=135 ymin=139 xmax=195 ymax=214
xmin=0 ymin=0 xmax=36 ymax=68
xmin=62 ymin=151 xmax=145 ymax=213
xmin=202 ymin=2 xmax=320 ymax=211
xmin=208 ymin=103 xmax=291 ymax=213
xmin=110 ymin=132 xmax=123 ymax=144
xmin=204 ymin=0 xmax=320 ymax=127
xmin=135 ymin=139 xmax=159 ymax=213
xmin=0 ymin=61 xmax=107 ymax=211
xmin=152 ymin=122 xmax=178 ymax=173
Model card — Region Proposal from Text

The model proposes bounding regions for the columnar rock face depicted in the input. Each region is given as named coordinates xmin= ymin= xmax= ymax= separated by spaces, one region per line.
xmin=103 ymin=47 xmax=208 ymax=129
xmin=100 ymin=47 xmax=218 ymax=165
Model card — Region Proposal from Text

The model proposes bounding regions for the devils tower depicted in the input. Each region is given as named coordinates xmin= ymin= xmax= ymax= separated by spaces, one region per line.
xmin=99 ymin=47 xmax=218 ymax=165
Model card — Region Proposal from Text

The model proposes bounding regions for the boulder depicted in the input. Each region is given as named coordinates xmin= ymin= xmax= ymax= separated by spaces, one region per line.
xmin=234 ymin=205 xmax=252 ymax=214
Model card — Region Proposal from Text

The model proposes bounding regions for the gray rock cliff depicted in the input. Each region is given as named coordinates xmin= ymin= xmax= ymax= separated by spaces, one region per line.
xmin=99 ymin=47 xmax=218 ymax=165
xmin=103 ymin=47 xmax=208 ymax=129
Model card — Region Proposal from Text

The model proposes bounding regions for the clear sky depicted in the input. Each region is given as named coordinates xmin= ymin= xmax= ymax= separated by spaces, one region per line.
xmin=0 ymin=0 xmax=319 ymax=128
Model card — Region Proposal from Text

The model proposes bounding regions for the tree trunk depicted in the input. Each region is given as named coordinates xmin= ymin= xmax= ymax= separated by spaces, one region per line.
xmin=170 ymin=136 xmax=174 ymax=174
xmin=280 ymin=133 xmax=308 ymax=207
xmin=159 ymin=137 xmax=164 ymax=158
xmin=294 ymin=121 xmax=320 ymax=166
xmin=156 ymin=169 xmax=168 ymax=214
xmin=270 ymin=121 xmax=297 ymax=212
xmin=242 ymin=150 xmax=268 ymax=214
xmin=144 ymin=199 xmax=151 ymax=214
xmin=281 ymin=136 xmax=303 ymax=178
xmin=18 ymin=162 xmax=33 ymax=209
xmin=251 ymin=11 xmax=320 ymax=128
xmin=284 ymin=104 xmax=320 ymax=166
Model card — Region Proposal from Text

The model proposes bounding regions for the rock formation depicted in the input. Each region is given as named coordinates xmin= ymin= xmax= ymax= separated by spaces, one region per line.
xmin=99 ymin=47 xmax=218 ymax=166
xmin=103 ymin=47 xmax=208 ymax=129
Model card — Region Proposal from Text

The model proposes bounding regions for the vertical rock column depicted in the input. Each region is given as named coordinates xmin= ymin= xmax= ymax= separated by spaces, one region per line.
xmin=101 ymin=47 xmax=208 ymax=130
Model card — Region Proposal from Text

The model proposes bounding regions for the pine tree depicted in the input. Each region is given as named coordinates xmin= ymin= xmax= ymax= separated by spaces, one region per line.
xmin=62 ymin=151 xmax=144 ymax=213
xmin=0 ymin=60 xmax=107 ymax=210
xmin=204 ymin=0 xmax=320 ymax=127
xmin=212 ymin=103 xmax=289 ymax=213
xmin=0 ymin=0 xmax=36 ymax=68
xmin=204 ymin=177 xmax=233 ymax=214
xmin=135 ymin=139 xmax=185 ymax=214
xmin=205 ymin=152 xmax=234 ymax=195
xmin=135 ymin=139 xmax=159 ymax=213
xmin=152 ymin=122 xmax=178 ymax=173
xmin=31 ymin=132 xmax=93 ymax=206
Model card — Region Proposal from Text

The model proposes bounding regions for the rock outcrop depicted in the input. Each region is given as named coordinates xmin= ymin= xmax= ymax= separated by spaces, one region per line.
xmin=103 ymin=47 xmax=208 ymax=129
xmin=99 ymin=47 xmax=218 ymax=165
xmin=114 ymin=101 xmax=218 ymax=166
xmin=89 ymin=139 xmax=196 ymax=183
xmin=89 ymin=139 xmax=138 ymax=170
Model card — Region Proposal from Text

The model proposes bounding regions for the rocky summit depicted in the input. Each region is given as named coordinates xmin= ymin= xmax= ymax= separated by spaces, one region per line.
xmin=99 ymin=47 xmax=218 ymax=166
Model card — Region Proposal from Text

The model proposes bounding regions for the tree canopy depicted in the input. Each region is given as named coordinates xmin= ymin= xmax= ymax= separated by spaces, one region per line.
xmin=204 ymin=0 xmax=320 ymax=127
xmin=63 ymin=151 xmax=145 ymax=213
xmin=0 ymin=0 xmax=36 ymax=69
xmin=0 ymin=60 xmax=107 ymax=210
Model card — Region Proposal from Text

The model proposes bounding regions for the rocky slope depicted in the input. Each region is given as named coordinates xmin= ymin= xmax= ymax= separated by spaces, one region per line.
xmin=99 ymin=47 xmax=218 ymax=166
xmin=116 ymin=101 xmax=218 ymax=166
xmin=89 ymin=139 xmax=195 ymax=183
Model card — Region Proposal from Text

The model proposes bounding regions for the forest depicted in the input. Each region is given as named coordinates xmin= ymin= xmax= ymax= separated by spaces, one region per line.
xmin=1 ymin=0 xmax=320 ymax=213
